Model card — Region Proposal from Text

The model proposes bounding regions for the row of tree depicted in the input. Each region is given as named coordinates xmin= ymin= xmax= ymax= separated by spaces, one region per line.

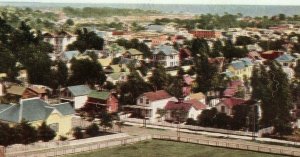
xmin=0 ymin=121 xmax=56 ymax=146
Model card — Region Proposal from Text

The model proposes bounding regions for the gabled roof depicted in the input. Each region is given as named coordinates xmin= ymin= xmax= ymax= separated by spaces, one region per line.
xmin=230 ymin=61 xmax=246 ymax=70
xmin=67 ymin=85 xmax=91 ymax=97
xmin=6 ymin=85 xmax=26 ymax=96
xmin=275 ymin=54 xmax=295 ymax=62
xmin=153 ymin=45 xmax=179 ymax=56
xmin=165 ymin=101 xmax=192 ymax=112
xmin=184 ymin=99 xmax=207 ymax=110
xmin=0 ymin=98 xmax=74 ymax=123
xmin=107 ymin=72 xmax=129 ymax=80
xmin=88 ymin=90 xmax=110 ymax=100
xmin=142 ymin=90 xmax=172 ymax=101
xmin=98 ymin=58 xmax=112 ymax=67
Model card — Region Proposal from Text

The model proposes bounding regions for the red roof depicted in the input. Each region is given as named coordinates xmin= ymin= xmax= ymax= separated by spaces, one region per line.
xmin=221 ymin=97 xmax=246 ymax=108
xmin=223 ymin=88 xmax=237 ymax=97
xmin=183 ymin=75 xmax=194 ymax=85
xmin=184 ymin=99 xmax=207 ymax=110
xmin=143 ymin=90 xmax=172 ymax=101
xmin=165 ymin=101 xmax=192 ymax=112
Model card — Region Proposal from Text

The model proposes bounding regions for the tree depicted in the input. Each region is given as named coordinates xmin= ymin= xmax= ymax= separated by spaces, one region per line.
xmin=68 ymin=58 xmax=106 ymax=86
xmin=15 ymin=120 xmax=38 ymax=144
xmin=222 ymin=40 xmax=248 ymax=62
xmin=50 ymin=60 xmax=68 ymax=89
xmin=193 ymin=55 xmax=219 ymax=93
xmin=188 ymin=38 xmax=210 ymax=57
xmin=100 ymin=111 xmax=113 ymax=132
xmin=231 ymin=105 xmax=250 ymax=130
xmin=73 ymin=127 xmax=83 ymax=139
xmin=235 ymin=36 xmax=254 ymax=46
xmin=37 ymin=122 xmax=56 ymax=142
xmin=118 ymin=70 xmax=151 ymax=105
xmin=295 ymin=60 xmax=300 ymax=79
xmin=149 ymin=65 xmax=169 ymax=90
xmin=197 ymin=108 xmax=217 ymax=127
xmin=86 ymin=123 xmax=100 ymax=137
xmin=166 ymin=76 xmax=184 ymax=99
xmin=211 ymin=40 xmax=223 ymax=57
xmin=214 ymin=113 xmax=232 ymax=129
xmin=0 ymin=122 xmax=13 ymax=146
xmin=67 ymin=28 xmax=104 ymax=53
xmin=65 ymin=19 xmax=74 ymax=26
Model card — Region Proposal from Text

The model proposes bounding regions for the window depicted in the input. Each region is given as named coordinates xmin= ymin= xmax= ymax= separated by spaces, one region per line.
xmin=49 ymin=123 xmax=59 ymax=132
xmin=170 ymin=62 xmax=173 ymax=66
xmin=221 ymin=106 xmax=225 ymax=113
xmin=139 ymin=98 xmax=143 ymax=104
xmin=146 ymin=99 xmax=150 ymax=104
xmin=170 ymin=55 xmax=174 ymax=59
xmin=283 ymin=63 xmax=288 ymax=66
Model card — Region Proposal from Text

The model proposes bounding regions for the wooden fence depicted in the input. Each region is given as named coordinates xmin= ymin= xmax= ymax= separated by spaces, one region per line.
xmin=5 ymin=135 xmax=152 ymax=157
xmin=152 ymin=134 xmax=300 ymax=157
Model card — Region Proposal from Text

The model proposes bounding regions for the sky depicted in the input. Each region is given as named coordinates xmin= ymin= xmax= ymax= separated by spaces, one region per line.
xmin=1 ymin=0 xmax=300 ymax=5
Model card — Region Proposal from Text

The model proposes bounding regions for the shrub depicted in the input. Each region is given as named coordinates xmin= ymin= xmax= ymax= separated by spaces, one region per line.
xmin=59 ymin=135 xmax=68 ymax=141
xmin=86 ymin=123 xmax=100 ymax=137
xmin=73 ymin=127 xmax=83 ymax=139
xmin=37 ymin=122 xmax=56 ymax=142
xmin=185 ymin=118 xmax=197 ymax=126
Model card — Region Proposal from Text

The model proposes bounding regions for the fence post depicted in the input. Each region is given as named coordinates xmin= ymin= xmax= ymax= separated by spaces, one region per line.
xmin=0 ymin=146 xmax=4 ymax=157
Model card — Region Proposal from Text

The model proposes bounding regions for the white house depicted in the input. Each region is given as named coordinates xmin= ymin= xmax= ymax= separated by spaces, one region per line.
xmin=275 ymin=53 xmax=297 ymax=67
xmin=60 ymin=85 xmax=91 ymax=109
xmin=215 ymin=97 xmax=246 ymax=116
xmin=124 ymin=90 xmax=177 ymax=122
xmin=153 ymin=45 xmax=180 ymax=68
xmin=43 ymin=31 xmax=77 ymax=54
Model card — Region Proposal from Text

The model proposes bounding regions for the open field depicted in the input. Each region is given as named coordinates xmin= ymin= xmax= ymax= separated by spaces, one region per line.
xmin=67 ymin=140 xmax=287 ymax=157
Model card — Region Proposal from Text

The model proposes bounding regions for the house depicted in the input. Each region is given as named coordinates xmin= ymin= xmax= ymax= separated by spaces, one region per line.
xmin=0 ymin=98 xmax=75 ymax=138
xmin=183 ymin=75 xmax=194 ymax=96
xmin=275 ymin=53 xmax=297 ymax=67
xmin=215 ymin=97 xmax=246 ymax=115
xmin=43 ymin=31 xmax=77 ymax=54
xmin=226 ymin=58 xmax=254 ymax=80
xmin=60 ymin=85 xmax=91 ymax=109
xmin=223 ymin=80 xmax=245 ymax=98
xmin=61 ymin=50 xmax=80 ymax=62
xmin=98 ymin=58 xmax=112 ymax=68
xmin=123 ymin=49 xmax=143 ymax=60
xmin=5 ymin=85 xmax=43 ymax=100
xmin=105 ymin=43 xmax=126 ymax=58
xmin=86 ymin=90 xmax=118 ymax=113
xmin=164 ymin=99 xmax=207 ymax=122
xmin=153 ymin=45 xmax=180 ymax=68
xmin=124 ymin=90 xmax=177 ymax=122
xmin=261 ymin=50 xmax=284 ymax=60
xmin=105 ymin=64 xmax=130 ymax=73
xmin=106 ymin=72 xmax=129 ymax=85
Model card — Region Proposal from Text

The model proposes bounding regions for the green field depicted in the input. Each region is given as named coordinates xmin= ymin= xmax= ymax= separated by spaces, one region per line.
xmin=67 ymin=140 xmax=287 ymax=157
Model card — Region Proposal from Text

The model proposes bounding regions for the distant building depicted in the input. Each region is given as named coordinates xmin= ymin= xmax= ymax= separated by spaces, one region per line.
xmin=153 ymin=45 xmax=180 ymax=68
xmin=190 ymin=29 xmax=222 ymax=39
xmin=86 ymin=90 xmax=118 ymax=113
xmin=43 ymin=31 xmax=77 ymax=54
xmin=60 ymin=85 xmax=91 ymax=109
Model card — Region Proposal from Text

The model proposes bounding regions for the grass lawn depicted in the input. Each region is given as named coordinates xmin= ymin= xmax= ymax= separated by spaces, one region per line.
xmin=67 ymin=140 xmax=287 ymax=157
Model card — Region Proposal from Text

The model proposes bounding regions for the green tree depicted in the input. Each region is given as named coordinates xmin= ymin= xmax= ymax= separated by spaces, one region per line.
xmin=67 ymin=28 xmax=104 ymax=53
xmin=0 ymin=122 xmax=13 ymax=146
xmin=149 ymin=65 xmax=169 ymax=90
xmin=86 ymin=123 xmax=100 ymax=137
xmin=197 ymin=108 xmax=217 ymax=127
xmin=72 ymin=127 xmax=83 ymax=139
xmin=37 ymin=122 xmax=56 ymax=142
xmin=50 ymin=60 xmax=68 ymax=90
xmin=211 ymin=40 xmax=223 ymax=57
xmin=166 ymin=76 xmax=184 ymax=99
xmin=100 ymin=111 xmax=113 ymax=132
xmin=118 ymin=70 xmax=151 ymax=105
xmin=15 ymin=120 xmax=38 ymax=144
xmin=295 ymin=60 xmax=300 ymax=79
xmin=235 ymin=36 xmax=254 ymax=46
xmin=188 ymin=38 xmax=210 ymax=57
xmin=68 ymin=58 xmax=106 ymax=86
xmin=65 ymin=18 xmax=74 ymax=26
xmin=231 ymin=105 xmax=250 ymax=130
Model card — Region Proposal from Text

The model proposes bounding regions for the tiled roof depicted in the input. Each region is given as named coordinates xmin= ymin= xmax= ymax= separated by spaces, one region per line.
xmin=88 ymin=90 xmax=110 ymax=100
xmin=220 ymin=97 xmax=246 ymax=108
xmin=0 ymin=98 xmax=74 ymax=123
xmin=67 ymin=85 xmax=91 ymax=97
xmin=142 ymin=90 xmax=172 ymax=101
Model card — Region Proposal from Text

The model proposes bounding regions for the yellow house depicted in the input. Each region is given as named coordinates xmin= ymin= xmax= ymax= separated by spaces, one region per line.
xmin=226 ymin=58 xmax=254 ymax=80
xmin=0 ymin=98 xmax=75 ymax=139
